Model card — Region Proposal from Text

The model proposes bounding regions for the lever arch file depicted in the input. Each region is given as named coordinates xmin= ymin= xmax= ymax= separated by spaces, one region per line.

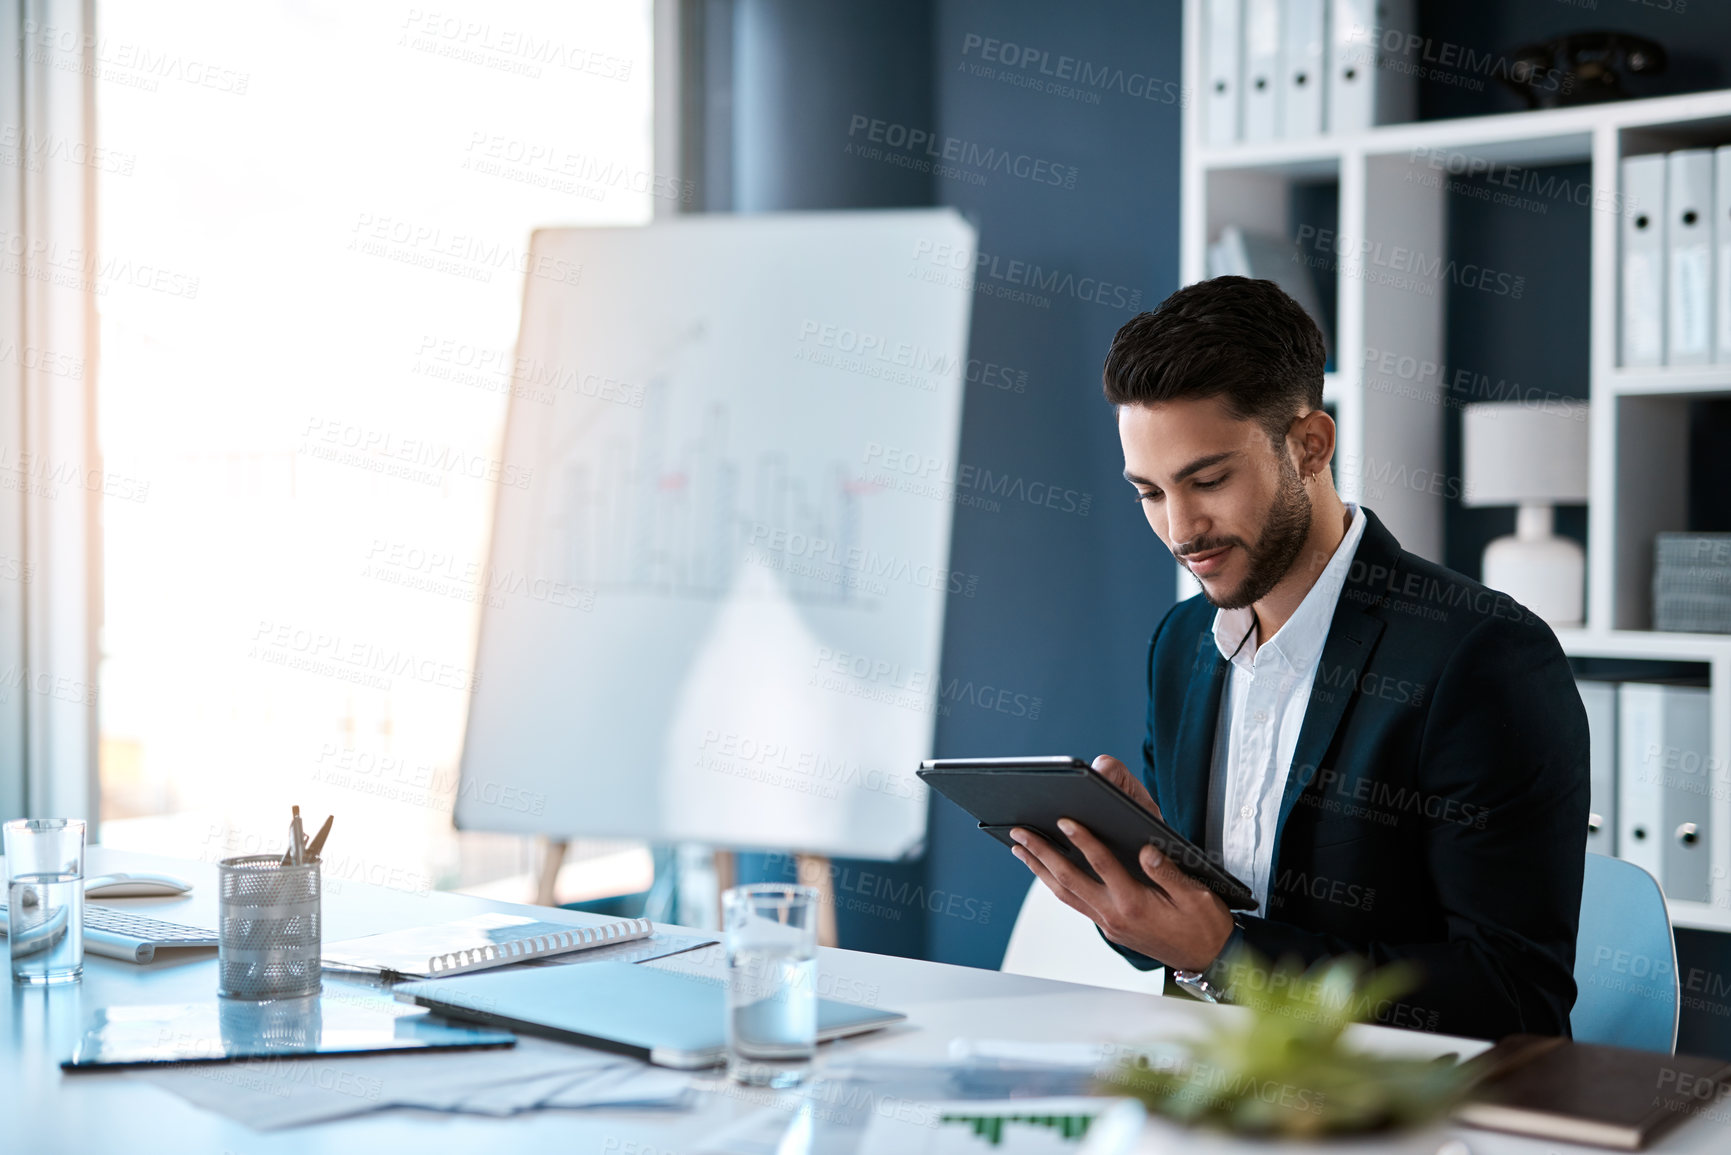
xmin=1620 ymin=154 xmax=1666 ymax=368
xmin=1666 ymin=148 xmax=1715 ymax=366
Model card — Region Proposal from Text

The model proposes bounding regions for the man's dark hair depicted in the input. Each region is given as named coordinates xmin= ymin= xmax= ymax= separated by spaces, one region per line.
xmin=1101 ymin=276 xmax=1326 ymax=446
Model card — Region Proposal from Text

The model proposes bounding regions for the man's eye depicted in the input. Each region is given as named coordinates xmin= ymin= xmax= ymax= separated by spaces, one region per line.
xmin=1194 ymin=474 xmax=1227 ymax=490
xmin=1134 ymin=489 xmax=1161 ymax=503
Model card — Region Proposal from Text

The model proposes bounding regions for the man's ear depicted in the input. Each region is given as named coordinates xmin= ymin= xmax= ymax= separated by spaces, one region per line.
xmin=1289 ymin=409 xmax=1336 ymax=480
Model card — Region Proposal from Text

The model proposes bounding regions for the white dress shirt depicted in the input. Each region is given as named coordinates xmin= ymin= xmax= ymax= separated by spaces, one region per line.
xmin=1206 ymin=503 xmax=1367 ymax=910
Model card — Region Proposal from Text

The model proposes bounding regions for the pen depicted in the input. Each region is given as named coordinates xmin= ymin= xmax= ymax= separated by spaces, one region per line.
xmin=288 ymin=805 xmax=305 ymax=866
xmin=305 ymin=815 xmax=334 ymax=860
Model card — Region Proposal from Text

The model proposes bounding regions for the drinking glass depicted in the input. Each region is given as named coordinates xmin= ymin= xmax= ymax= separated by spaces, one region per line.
xmin=723 ymin=883 xmax=819 ymax=1087
xmin=5 ymin=818 xmax=86 ymax=985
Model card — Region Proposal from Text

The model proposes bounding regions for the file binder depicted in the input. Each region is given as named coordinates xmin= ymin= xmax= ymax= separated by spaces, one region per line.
xmin=1328 ymin=0 xmax=1414 ymax=133
xmin=1617 ymin=682 xmax=1712 ymax=902
xmin=1577 ymin=679 xmax=1617 ymax=857
xmin=1716 ymin=145 xmax=1731 ymax=364
xmin=1666 ymin=149 xmax=1715 ymax=366
xmin=1281 ymin=0 xmax=1327 ymax=138
xmin=1243 ymin=0 xmax=1282 ymax=143
xmin=1205 ymin=0 xmax=1244 ymax=147
xmin=1619 ymin=154 xmax=1666 ymax=369
xmin=1657 ymin=685 xmax=1712 ymax=904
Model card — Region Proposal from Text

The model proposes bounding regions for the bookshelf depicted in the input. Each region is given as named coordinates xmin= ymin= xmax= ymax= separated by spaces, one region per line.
xmin=1180 ymin=1 xmax=1731 ymax=932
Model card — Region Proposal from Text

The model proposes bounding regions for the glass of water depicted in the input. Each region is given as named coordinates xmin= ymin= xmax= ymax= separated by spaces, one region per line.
xmin=723 ymin=882 xmax=819 ymax=1087
xmin=4 ymin=818 xmax=86 ymax=986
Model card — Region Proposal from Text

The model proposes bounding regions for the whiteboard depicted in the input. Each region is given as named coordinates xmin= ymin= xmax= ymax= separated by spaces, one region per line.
xmin=456 ymin=210 xmax=975 ymax=858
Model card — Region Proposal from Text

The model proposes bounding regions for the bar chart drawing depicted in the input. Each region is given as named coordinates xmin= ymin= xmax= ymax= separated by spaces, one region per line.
xmin=458 ymin=211 xmax=975 ymax=857
xmin=544 ymin=389 xmax=871 ymax=606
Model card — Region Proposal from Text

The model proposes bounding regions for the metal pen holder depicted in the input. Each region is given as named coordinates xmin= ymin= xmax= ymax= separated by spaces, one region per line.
xmin=217 ymin=854 xmax=322 ymax=1000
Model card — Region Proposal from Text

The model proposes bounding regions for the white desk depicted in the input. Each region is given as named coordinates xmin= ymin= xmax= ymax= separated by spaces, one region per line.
xmin=2 ymin=847 xmax=1724 ymax=1154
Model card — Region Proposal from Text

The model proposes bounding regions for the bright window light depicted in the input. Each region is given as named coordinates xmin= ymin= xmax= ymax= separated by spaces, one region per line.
xmin=94 ymin=0 xmax=656 ymax=900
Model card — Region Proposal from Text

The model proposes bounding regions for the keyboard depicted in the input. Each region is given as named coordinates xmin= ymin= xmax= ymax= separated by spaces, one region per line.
xmin=0 ymin=901 xmax=218 ymax=964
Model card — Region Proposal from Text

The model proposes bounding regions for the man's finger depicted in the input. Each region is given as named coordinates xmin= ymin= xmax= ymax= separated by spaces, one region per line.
xmin=1013 ymin=826 xmax=1105 ymax=904
xmin=1012 ymin=844 xmax=1102 ymax=924
xmin=1057 ymin=817 xmax=1138 ymax=891
xmin=1139 ymin=842 xmax=1209 ymax=904
xmin=1092 ymin=754 xmax=1161 ymax=818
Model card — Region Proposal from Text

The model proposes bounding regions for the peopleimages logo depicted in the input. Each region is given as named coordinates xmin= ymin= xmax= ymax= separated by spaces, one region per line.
xmin=861 ymin=442 xmax=1092 ymax=517
xmin=958 ymin=33 xmax=1186 ymax=106
xmin=845 ymin=115 xmax=1079 ymax=189
xmin=910 ymin=238 xmax=1142 ymax=311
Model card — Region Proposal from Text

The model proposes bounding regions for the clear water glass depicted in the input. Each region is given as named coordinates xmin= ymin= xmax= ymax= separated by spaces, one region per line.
xmin=723 ymin=882 xmax=819 ymax=1087
xmin=5 ymin=818 xmax=86 ymax=986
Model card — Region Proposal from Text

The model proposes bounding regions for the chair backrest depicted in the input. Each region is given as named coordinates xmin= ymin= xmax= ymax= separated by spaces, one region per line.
xmin=999 ymin=880 xmax=1167 ymax=995
xmin=1572 ymin=852 xmax=1679 ymax=1053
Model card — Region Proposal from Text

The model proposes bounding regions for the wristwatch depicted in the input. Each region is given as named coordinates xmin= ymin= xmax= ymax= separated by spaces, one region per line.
xmin=1172 ymin=923 xmax=1245 ymax=1005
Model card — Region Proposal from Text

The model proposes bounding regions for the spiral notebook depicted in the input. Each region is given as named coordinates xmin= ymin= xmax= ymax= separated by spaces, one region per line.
xmin=323 ymin=912 xmax=654 ymax=978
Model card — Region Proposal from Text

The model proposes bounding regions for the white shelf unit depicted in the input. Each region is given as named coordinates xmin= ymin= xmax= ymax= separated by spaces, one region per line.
xmin=1179 ymin=1 xmax=1731 ymax=932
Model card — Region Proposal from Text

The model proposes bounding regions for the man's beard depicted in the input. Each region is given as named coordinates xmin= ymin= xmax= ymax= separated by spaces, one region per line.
xmin=1189 ymin=456 xmax=1313 ymax=611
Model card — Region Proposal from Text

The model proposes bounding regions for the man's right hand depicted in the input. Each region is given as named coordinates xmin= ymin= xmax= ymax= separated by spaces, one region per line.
xmin=1091 ymin=754 xmax=1160 ymax=816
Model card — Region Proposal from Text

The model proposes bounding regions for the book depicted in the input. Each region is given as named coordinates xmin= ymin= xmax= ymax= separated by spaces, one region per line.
xmin=322 ymin=912 xmax=653 ymax=978
xmin=1459 ymin=1034 xmax=1731 ymax=1150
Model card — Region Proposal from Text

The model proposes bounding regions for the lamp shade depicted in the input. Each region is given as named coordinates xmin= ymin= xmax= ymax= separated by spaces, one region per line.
xmin=1461 ymin=401 xmax=1590 ymax=507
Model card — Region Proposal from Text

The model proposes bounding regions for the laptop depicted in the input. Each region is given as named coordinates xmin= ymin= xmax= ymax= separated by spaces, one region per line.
xmin=393 ymin=960 xmax=905 ymax=1069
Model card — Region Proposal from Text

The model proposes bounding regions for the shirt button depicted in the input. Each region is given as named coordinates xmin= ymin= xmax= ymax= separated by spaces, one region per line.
xmin=1240 ymin=806 xmax=1254 ymax=819
xmin=1253 ymin=711 xmax=1268 ymax=723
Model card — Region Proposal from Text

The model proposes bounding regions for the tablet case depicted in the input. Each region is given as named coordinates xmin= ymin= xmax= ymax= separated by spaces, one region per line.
xmin=917 ymin=757 xmax=1258 ymax=911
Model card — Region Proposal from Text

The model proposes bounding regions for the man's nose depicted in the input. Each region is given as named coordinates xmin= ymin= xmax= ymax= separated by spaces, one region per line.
xmin=1163 ymin=492 xmax=1208 ymax=552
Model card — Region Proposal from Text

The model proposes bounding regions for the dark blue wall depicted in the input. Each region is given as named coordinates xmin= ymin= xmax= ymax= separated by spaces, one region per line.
xmin=722 ymin=0 xmax=1184 ymax=969
xmin=1439 ymin=161 xmax=1592 ymax=582
xmin=733 ymin=0 xmax=935 ymax=211
xmin=723 ymin=0 xmax=938 ymax=962
xmin=921 ymin=0 xmax=1182 ymax=967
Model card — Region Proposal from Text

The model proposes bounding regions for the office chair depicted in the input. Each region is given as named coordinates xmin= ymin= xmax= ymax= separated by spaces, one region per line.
xmin=1571 ymin=852 xmax=1680 ymax=1053
xmin=999 ymin=879 xmax=1167 ymax=995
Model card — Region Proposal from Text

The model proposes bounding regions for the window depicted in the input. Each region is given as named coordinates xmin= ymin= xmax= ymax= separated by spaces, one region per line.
xmin=94 ymin=0 xmax=656 ymax=898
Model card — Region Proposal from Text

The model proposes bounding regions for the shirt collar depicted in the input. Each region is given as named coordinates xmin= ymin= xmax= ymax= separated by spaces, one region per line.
xmin=1210 ymin=503 xmax=1367 ymax=672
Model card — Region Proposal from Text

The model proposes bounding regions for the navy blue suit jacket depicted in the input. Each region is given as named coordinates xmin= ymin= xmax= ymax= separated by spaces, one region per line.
xmin=1112 ymin=508 xmax=1589 ymax=1042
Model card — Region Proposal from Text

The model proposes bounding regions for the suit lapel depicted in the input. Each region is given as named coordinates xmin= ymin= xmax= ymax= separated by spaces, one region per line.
xmin=1170 ymin=630 xmax=1226 ymax=846
xmin=1266 ymin=511 xmax=1396 ymax=879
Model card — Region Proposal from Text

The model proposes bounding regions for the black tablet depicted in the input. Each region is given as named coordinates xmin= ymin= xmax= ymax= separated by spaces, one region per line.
xmin=917 ymin=756 xmax=1257 ymax=911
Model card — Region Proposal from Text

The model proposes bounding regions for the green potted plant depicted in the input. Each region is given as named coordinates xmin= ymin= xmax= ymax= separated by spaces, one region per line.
xmin=1099 ymin=950 xmax=1471 ymax=1147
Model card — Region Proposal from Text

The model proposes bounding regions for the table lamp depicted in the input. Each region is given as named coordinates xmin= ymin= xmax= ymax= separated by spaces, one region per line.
xmin=1461 ymin=401 xmax=1590 ymax=626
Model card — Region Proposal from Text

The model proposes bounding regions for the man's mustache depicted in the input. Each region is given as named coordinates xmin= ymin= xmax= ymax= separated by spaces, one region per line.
xmin=1173 ymin=535 xmax=1244 ymax=559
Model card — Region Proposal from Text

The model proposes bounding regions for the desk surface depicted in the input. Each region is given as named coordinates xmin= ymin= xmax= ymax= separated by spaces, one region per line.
xmin=2 ymin=848 xmax=1723 ymax=1154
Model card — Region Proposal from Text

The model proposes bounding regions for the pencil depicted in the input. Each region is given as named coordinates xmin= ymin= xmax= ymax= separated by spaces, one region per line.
xmin=305 ymin=815 xmax=334 ymax=860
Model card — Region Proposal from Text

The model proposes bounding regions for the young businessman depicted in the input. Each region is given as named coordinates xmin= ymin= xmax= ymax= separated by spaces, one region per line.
xmin=1009 ymin=276 xmax=1590 ymax=1041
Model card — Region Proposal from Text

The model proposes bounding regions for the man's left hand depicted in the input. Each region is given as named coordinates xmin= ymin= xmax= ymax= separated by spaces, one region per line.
xmin=1011 ymin=818 xmax=1235 ymax=972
